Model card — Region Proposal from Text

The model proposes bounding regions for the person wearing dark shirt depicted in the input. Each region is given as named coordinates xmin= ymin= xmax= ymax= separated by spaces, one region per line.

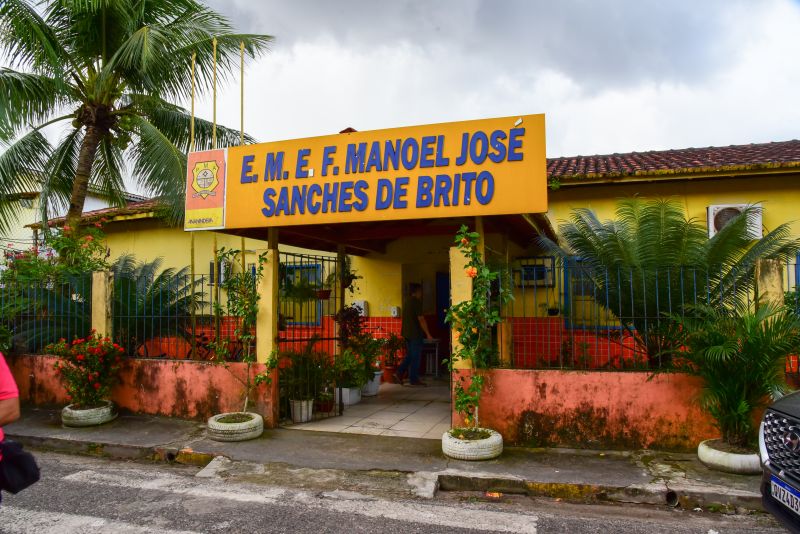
xmin=395 ymin=283 xmax=433 ymax=386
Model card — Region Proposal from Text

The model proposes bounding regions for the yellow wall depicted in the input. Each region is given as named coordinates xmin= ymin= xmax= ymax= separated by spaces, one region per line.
xmin=547 ymin=174 xmax=800 ymax=238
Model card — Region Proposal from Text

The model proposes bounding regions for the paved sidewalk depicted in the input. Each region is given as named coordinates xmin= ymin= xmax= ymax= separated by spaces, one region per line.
xmin=5 ymin=405 xmax=764 ymax=512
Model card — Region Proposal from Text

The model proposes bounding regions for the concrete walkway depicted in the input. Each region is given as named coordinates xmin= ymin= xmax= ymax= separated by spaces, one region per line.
xmin=5 ymin=404 xmax=764 ymax=513
xmin=286 ymin=381 xmax=451 ymax=439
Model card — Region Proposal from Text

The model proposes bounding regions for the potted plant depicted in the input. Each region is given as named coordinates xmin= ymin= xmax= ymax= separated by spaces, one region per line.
xmin=665 ymin=303 xmax=800 ymax=474
xmin=339 ymin=255 xmax=362 ymax=293
xmin=334 ymin=349 xmax=368 ymax=405
xmin=207 ymin=248 xmax=274 ymax=442
xmin=315 ymin=388 xmax=335 ymax=414
xmin=280 ymin=337 xmax=326 ymax=423
xmin=316 ymin=271 xmax=336 ymax=300
xmin=443 ymin=226 xmax=510 ymax=460
xmin=539 ymin=303 xmax=559 ymax=317
xmin=356 ymin=334 xmax=385 ymax=397
xmin=48 ymin=332 xmax=124 ymax=427
xmin=382 ymin=333 xmax=405 ymax=384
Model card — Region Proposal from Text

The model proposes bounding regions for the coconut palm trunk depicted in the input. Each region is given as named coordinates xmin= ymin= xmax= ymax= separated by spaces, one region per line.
xmin=0 ymin=0 xmax=273 ymax=234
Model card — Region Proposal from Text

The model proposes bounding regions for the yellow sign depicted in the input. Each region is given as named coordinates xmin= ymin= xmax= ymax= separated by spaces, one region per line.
xmin=186 ymin=114 xmax=546 ymax=230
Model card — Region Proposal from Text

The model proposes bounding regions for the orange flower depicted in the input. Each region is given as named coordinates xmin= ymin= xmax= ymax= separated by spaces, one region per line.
xmin=465 ymin=266 xmax=478 ymax=278
xmin=460 ymin=237 xmax=470 ymax=246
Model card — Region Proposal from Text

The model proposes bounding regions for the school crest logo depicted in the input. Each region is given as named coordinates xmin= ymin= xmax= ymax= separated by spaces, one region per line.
xmin=191 ymin=161 xmax=220 ymax=199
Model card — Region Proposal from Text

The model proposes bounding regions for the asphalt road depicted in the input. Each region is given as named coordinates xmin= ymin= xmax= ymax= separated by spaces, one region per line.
xmin=0 ymin=452 xmax=787 ymax=533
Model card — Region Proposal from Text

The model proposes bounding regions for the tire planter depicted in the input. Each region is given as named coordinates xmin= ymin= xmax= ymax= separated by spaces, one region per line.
xmin=361 ymin=371 xmax=383 ymax=397
xmin=62 ymin=400 xmax=117 ymax=427
xmin=335 ymin=387 xmax=362 ymax=406
xmin=442 ymin=428 xmax=503 ymax=461
xmin=697 ymin=439 xmax=761 ymax=475
xmin=207 ymin=412 xmax=264 ymax=442
xmin=290 ymin=399 xmax=314 ymax=423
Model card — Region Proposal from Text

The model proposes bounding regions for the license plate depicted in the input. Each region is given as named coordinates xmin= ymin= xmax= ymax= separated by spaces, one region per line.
xmin=772 ymin=475 xmax=800 ymax=516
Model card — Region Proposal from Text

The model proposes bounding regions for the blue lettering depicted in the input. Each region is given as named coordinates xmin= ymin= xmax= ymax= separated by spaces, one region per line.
xmin=488 ymin=130 xmax=507 ymax=163
xmin=321 ymin=146 xmax=336 ymax=176
xmin=264 ymin=152 xmax=285 ymax=181
xmin=376 ymin=179 xmax=393 ymax=210
xmin=394 ymin=177 xmax=409 ymax=208
xmin=455 ymin=132 xmax=469 ymax=165
xmin=434 ymin=174 xmax=452 ymax=207
xmin=307 ymin=184 xmax=322 ymax=214
xmin=475 ymin=171 xmax=494 ymax=205
xmin=384 ymin=140 xmax=401 ymax=171
xmin=295 ymin=148 xmax=311 ymax=179
xmin=435 ymin=135 xmax=449 ymax=166
xmin=416 ymin=176 xmax=433 ymax=208
xmin=261 ymin=188 xmax=276 ymax=217
xmin=321 ymin=182 xmax=339 ymax=213
xmin=338 ymin=181 xmax=354 ymax=212
xmin=345 ymin=143 xmax=367 ymax=174
xmin=241 ymin=155 xmax=257 ymax=183
xmin=461 ymin=172 xmax=477 ymax=205
xmin=508 ymin=127 xmax=525 ymax=161
xmin=353 ymin=180 xmax=369 ymax=211
xmin=365 ymin=141 xmax=382 ymax=172
xmin=401 ymin=138 xmax=419 ymax=171
xmin=469 ymin=131 xmax=489 ymax=165
xmin=276 ymin=187 xmax=291 ymax=215
xmin=291 ymin=185 xmax=306 ymax=215
xmin=452 ymin=173 xmax=461 ymax=206
xmin=420 ymin=135 xmax=436 ymax=168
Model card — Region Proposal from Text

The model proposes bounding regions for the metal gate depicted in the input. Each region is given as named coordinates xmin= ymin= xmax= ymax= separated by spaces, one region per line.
xmin=277 ymin=251 xmax=343 ymax=422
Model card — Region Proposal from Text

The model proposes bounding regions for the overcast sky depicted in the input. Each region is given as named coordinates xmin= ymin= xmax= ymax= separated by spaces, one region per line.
xmin=191 ymin=0 xmax=800 ymax=158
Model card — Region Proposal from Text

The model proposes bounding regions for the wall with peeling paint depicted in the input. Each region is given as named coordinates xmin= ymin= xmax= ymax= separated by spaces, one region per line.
xmin=453 ymin=369 xmax=717 ymax=451
xmin=7 ymin=354 xmax=278 ymax=426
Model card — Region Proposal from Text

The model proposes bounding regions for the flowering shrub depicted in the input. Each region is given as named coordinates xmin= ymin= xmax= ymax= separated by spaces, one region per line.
xmin=335 ymin=349 xmax=369 ymax=388
xmin=48 ymin=332 xmax=124 ymax=408
xmin=445 ymin=225 xmax=510 ymax=430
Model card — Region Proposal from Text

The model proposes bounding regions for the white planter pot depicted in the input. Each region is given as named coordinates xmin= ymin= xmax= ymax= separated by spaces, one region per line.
xmin=697 ymin=439 xmax=761 ymax=474
xmin=62 ymin=400 xmax=117 ymax=427
xmin=361 ymin=371 xmax=383 ymax=397
xmin=290 ymin=399 xmax=314 ymax=423
xmin=335 ymin=387 xmax=362 ymax=406
xmin=207 ymin=412 xmax=264 ymax=442
xmin=442 ymin=428 xmax=503 ymax=461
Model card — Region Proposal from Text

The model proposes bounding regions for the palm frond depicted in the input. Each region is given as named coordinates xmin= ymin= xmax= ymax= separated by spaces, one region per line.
xmin=90 ymin=136 xmax=128 ymax=208
xmin=38 ymin=127 xmax=84 ymax=234
xmin=0 ymin=68 xmax=75 ymax=141
xmin=0 ymin=0 xmax=73 ymax=76
xmin=0 ymin=129 xmax=52 ymax=234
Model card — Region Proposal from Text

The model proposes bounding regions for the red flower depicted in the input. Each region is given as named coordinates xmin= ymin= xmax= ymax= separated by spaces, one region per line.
xmin=93 ymin=382 xmax=101 ymax=389
xmin=465 ymin=266 xmax=478 ymax=278
xmin=460 ymin=237 xmax=470 ymax=246
xmin=76 ymin=354 xmax=85 ymax=361
xmin=63 ymin=225 xmax=72 ymax=232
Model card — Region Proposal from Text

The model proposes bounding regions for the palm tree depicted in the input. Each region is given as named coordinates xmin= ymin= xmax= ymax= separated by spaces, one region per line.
xmin=541 ymin=198 xmax=800 ymax=365
xmin=0 ymin=0 xmax=271 ymax=232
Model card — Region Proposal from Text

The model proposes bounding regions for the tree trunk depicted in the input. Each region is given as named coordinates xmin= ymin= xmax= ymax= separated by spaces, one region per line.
xmin=65 ymin=126 xmax=104 ymax=228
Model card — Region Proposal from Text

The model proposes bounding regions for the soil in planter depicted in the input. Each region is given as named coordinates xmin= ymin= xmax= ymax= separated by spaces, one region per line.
xmin=217 ymin=413 xmax=254 ymax=424
xmin=450 ymin=428 xmax=492 ymax=440
xmin=70 ymin=402 xmax=110 ymax=410
xmin=705 ymin=438 xmax=756 ymax=455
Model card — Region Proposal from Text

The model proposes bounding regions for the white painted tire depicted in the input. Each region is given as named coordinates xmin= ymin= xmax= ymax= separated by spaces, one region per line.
xmin=62 ymin=400 xmax=117 ymax=427
xmin=207 ymin=412 xmax=264 ymax=442
xmin=697 ymin=439 xmax=761 ymax=474
xmin=442 ymin=428 xmax=503 ymax=461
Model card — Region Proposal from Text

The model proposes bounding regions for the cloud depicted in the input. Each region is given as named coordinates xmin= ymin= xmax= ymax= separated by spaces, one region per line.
xmin=194 ymin=0 xmax=800 ymax=158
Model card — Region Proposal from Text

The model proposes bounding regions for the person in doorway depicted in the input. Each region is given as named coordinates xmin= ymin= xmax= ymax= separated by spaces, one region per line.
xmin=0 ymin=352 xmax=21 ymax=504
xmin=395 ymin=283 xmax=434 ymax=386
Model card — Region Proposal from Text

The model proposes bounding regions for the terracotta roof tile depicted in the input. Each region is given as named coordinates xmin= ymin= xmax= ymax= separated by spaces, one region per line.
xmin=547 ymin=140 xmax=800 ymax=180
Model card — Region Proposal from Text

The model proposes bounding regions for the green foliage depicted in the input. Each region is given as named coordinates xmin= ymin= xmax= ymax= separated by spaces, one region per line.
xmin=111 ymin=254 xmax=201 ymax=357
xmin=445 ymin=225 xmax=510 ymax=428
xmin=279 ymin=337 xmax=330 ymax=401
xmin=666 ymin=303 xmax=800 ymax=448
xmin=0 ymin=0 xmax=272 ymax=230
xmin=210 ymin=247 xmax=272 ymax=412
xmin=335 ymin=348 xmax=369 ymax=388
xmin=0 ymin=324 xmax=12 ymax=353
xmin=382 ymin=333 xmax=406 ymax=367
xmin=541 ymin=198 xmax=800 ymax=364
xmin=48 ymin=332 xmax=124 ymax=408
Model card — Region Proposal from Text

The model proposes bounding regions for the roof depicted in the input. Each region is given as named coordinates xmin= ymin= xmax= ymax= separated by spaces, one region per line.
xmin=30 ymin=199 xmax=161 ymax=229
xmin=547 ymin=139 xmax=800 ymax=182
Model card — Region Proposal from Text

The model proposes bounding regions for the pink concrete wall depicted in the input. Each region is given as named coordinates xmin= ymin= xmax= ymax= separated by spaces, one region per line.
xmin=454 ymin=369 xmax=718 ymax=451
xmin=7 ymin=354 xmax=279 ymax=426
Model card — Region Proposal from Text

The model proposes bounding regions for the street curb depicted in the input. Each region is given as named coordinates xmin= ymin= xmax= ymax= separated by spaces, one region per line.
xmin=9 ymin=431 xmax=763 ymax=513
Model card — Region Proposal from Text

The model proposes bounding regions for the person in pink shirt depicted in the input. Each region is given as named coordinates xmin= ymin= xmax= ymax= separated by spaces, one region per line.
xmin=0 ymin=352 xmax=20 ymax=455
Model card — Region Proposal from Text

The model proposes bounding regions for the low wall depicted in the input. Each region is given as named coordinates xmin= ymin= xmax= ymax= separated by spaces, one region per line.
xmin=7 ymin=354 xmax=279 ymax=426
xmin=454 ymin=369 xmax=717 ymax=451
